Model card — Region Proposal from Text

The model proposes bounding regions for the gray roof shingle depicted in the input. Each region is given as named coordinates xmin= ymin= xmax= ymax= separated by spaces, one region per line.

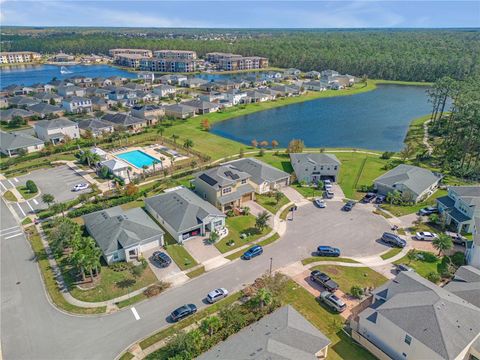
xmin=225 ymin=157 xmax=290 ymax=185
xmin=34 ymin=118 xmax=77 ymax=129
xmin=0 ymin=131 xmax=44 ymax=151
xmin=290 ymin=153 xmax=341 ymax=166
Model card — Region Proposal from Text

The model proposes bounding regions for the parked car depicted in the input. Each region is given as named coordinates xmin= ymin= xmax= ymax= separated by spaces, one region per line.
xmin=314 ymin=198 xmax=326 ymax=208
xmin=324 ymin=183 xmax=333 ymax=191
xmin=316 ymin=246 xmax=341 ymax=257
xmin=324 ymin=190 xmax=334 ymax=199
xmin=323 ymin=179 xmax=332 ymax=186
xmin=310 ymin=270 xmax=339 ymax=292
xmin=375 ymin=195 xmax=386 ymax=204
xmin=418 ymin=206 xmax=438 ymax=216
xmin=72 ymin=183 xmax=89 ymax=192
xmin=381 ymin=232 xmax=407 ymax=248
xmin=396 ymin=264 xmax=415 ymax=273
xmin=445 ymin=231 xmax=467 ymax=246
xmin=242 ymin=245 xmax=263 ymax=260
xmin=170 ymin=304 xmax=197 ymax=322
xmin=415 ymin=231 xmax=438 ymax=241
xmin=151 ymin=251 xmax=171 ymax=268
xmin=361 ymin=193 xmax=376 ymax=203
xmin=342 ymin=201 xmax=356 ymax=211
xmin=318 ymin=291 xmax=346 ymax=313
xmin=206 ymin=288 xmax=229 ymax=304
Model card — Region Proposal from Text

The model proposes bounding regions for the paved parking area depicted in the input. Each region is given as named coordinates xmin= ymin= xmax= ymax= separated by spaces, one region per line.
xmin=143 ymin=247 xmax=183 ymax=281
xmin=281 ymin=200 xmax=392 ymax=258
xmin=183 ymin=237 xmax=223 ymax=263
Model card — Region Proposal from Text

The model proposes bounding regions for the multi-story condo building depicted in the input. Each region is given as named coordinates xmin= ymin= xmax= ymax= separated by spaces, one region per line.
xmin=0 ymin=51 xmax=41 ymax=64
xmin=154 ymin=50 xmax=197 ymax=60
xmin=206 ymin=52 xmax=242 ymax=63
xmin=115 ymin=54 xmax=145 ymax=68
xmin=206 ymin=52 xmax=269 ymax=70
xmin=140 ymin=58 xmax=198 ymax=73
xmin=108 ymin=49 xmax=152 ymax=58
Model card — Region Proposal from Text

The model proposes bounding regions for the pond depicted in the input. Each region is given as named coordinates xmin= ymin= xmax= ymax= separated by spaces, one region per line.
xmin=211 ymin=85 xmax=432 ymax=152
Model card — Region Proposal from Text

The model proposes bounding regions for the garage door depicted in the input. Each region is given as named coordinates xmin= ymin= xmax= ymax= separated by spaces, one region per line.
xmin=182 ymin=227 xmax=202 ymax=241
xmin=140 ymin=238 xmax=160 ymax=252
xmin=241 ymin=193 xmax=252 ymax=202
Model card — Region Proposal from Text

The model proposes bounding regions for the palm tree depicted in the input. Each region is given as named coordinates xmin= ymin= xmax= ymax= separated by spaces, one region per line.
xmin=152 ymin=160 xmax=159 ymax=173
xmin=83 ymin=238 xmax=102 ymax=282
xmin=42 ymin=193 xmax=55 ymax=208
xmin=255 ymin=211 xmax=271 ymax=232
xmin=157 ymin=126 xmax=165 ymax=138
xmin=126 ymin=166 xmax=132 ymax=183
xmin=142 ymin=165 xmax=148 ymax=179
xmin=432 ymin=234 xmax=453 ymax=256
xmin=274 ymin=191 xmax=283 ymax=205
xmin=171 ymin=134 xmax=179 ymax=145
xmin=252 ymin=288 xmax=273 ymax=310
xmin=183 ymin=138 xmax=194 ymax=149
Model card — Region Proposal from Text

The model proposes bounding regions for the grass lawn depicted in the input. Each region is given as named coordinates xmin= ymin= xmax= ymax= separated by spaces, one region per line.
xmin=381 ymin=189 xmax=448 ymax=217
xmin=393 ymin=251 xmax=441 ymax=278
xmin=380 ymin=248 xmax=403 ymax=260
xmin=25 ymin=226 xmax=106 ymax=314
xmin=292 ymin=182 xmax=323 ymax=198
xmin=403 ymin=115 xmax=430 ymax=155
xmin=117 ymin=293 xmax=147 ymax=309
xmin=3 ymin=190 xmax=17 ymax=202
xmin=225 ymin=232 xmax=280 ymax=261
xmin=255 ymin=192 xmax=289 ymax=214
xmin=281 ymin=280 xmax=376 ymax=360
xmin=256 ymin=152 xmax=294 ymax=173
xmin=216 ymin=215 xmax=271 ymax=253
xmin=67 ymin=263 xmax=158 ymax=303
xmin=186 ymin=265 xmax=206 ymax=279
xmin=165 ymin=244 xmax=198 ymax=271
xmin=312 ymin=265 xmax=388 ymax=292
xmin=17 ymin=185 xmax=38 ymax=200
xmin=302 ymin=257 xmax=359 ymax=265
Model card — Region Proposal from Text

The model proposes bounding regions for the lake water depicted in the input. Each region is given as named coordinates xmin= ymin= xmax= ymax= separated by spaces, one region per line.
xmin=211 ymin=85 xmax=432 ymax=152
xmin=0 ymin=64 xmax=268 ymax=88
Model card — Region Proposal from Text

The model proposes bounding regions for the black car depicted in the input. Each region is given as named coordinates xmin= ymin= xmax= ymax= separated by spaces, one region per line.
xmin=375 ymin=195 xmax=386 ymax=204
xmin=170 ymin=304 xmax=197 ymax=322
xmin=342 ymin=201 xmax=356 ymax=211
xmin=316 ymin=246 xmax=341 ymax=257
xmin=310 ymin=270 xmax=339 ymax=292
xmin=361 ymin=193 xmax=376 ymax=203
xmin=152 ymin=251 xmax=172 ymax=268
xmin=381 ymin=232 xmax=407 ymax=248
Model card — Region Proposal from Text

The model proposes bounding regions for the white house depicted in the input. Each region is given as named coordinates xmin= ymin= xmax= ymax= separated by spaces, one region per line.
xmin=62 ymin=97 xmax=93 ymax=113
xmin=290 ymin=153 xmax=341 ymax=183
xmin=467 ymin=218 xmax=480 ymax=269
xmin=0 ymin=131 xmax=45 ymax=157
xmin=224 ymin=89 xmax=247 ymax=105
xmin=99 ymin=158 xmax=130 ymax=181
xmin=34 ymin=118 xmax=80 ymax=144
xmin=153 ymin=84 xmax=176 ymax=98
xmin=437 ymin=186 xmax=480 ymax=234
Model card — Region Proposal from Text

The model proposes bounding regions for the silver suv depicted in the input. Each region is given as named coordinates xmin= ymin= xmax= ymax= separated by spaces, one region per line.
xmin=318 ymin=291 xmax=346 ymax=313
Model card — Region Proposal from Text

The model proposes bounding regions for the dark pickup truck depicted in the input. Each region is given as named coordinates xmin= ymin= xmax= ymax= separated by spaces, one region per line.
xmin=310 ymin=270 xmax=339 ymax=292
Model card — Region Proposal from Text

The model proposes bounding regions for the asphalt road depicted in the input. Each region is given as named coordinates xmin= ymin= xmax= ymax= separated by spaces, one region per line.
xmin=0 ymin=198 xmax=391 ymax=360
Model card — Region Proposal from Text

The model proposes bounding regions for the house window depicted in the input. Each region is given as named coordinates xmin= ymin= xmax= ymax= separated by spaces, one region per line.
xmin=320 ymin=166 xmax=324 ymax=170
xmin=334 ymin=166 xmax=338 ymax=170
xmin=241 ymin=179 xmax=247 ymax=184
xmin=113 ymin=253 xmax=119 ymax=261
xmin=402 ymin=353 xmax=407 ymax=358
xmin=222 ymin=187 xmax=232 ymax=194
xmin=404 ymin=334 xmax=412 ymax=345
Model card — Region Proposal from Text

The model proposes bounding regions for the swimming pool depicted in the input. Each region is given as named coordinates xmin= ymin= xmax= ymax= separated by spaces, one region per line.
xmin=116 ymin=150 xmax=161 ymax=168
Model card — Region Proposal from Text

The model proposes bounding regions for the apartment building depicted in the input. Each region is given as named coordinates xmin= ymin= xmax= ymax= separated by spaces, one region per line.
xmin=108 ymin=49 xmax=152 ymax=58
xmin=140 ymin=58 xmax=198 ymax=73
xmin=115 ymin=54 xmax=145 ymax=68
xmin=0 ymin=51 xmax=41 ymax=64
xmin=154 ymin=50 xmax=197 ymax=59
xmin=219 ymin=56 xmax=269 ymax=71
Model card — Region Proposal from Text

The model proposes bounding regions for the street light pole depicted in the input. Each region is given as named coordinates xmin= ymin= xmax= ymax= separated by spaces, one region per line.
xmin=269 ymin=257 xmax=273 ymax=275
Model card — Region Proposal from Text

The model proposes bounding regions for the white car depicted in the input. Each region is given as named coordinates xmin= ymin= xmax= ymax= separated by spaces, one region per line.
xmin=206 ymin=288 xmax=228 ymax=304
xmin=324 ymin=183 xmax=333 ymax=191
xmin=324 ymin=179 xmax=332 ymax=185
xmin=415 ymin=231 xmax=438 ymax=241
xmin=314 ymin=198 xmax=326 ymax=208
xmin=72 ymin=183 xmax=89 ymax=192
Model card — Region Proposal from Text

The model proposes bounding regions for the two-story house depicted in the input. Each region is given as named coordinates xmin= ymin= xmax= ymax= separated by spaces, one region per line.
xmin=437 ymin=186 xmax=480 ymax=234
xmin=34 ymin=118 xmax=80 ymax=144
xmin=153 ymin=84 xmax=176 ymax=98
xmin=193 ymin=165 xmax=256 ymax=212
xmin=290 ymin=153 xmax=341 ymax=183
xmin=62 ymin=97 xmax=93 ymax=113
xmin=57 ymin=85 xmax=85 ymax=98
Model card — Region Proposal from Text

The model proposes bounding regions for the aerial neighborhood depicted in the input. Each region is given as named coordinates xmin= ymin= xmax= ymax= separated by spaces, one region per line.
xmin=0 ymin=18 xmax=479 ymax=360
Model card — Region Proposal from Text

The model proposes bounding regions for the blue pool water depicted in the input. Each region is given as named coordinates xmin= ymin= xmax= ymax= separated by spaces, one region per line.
xmin=116 ymin=150 xmax=160 ymax=168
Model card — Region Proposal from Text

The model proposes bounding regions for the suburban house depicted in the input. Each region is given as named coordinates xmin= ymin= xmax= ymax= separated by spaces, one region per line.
xmin=0 ymin=97 xmax=8 ymax=109
xmin=153 ymin=84 xmax=176 ymax=98
xmin=131 ymin=105 xmax=165 ymax=121
xmin=34 ymin=118 xmax=80 ymax=144
xmin=304 ymin=80 xmax=328 ymax=91
xmin=7 ymin=95 xmax=40 ymax=108
xmin=27 ymin=103 xmax=64 ymax=118
xmin=57 ymin=85 xmax=85 ymax=98
xmin=0 ymin=131 xmax=45 ymax=156
xmin=351 ymin=270 xmax=480 ymax=360
xmin=305 ymin=70 xmax=321 ymax=79
xmin=182 ymin=100 xmax=220 ymax=114
xmin=197 ymin=306 xmax=331 ymax=360
xmin=158 ymin=74 xmax=187 ymax=85
xmin=224 ymin=89 xmax=248 ymax=105
xmin=444 ymin=266 xmax=480 ymax=307
xmin=102 ymin=113 xmax=148 ymax=132
xmin=245 ymin=90 xmax=272 ymax=103
xmin=0 ymin=108 xmax=35 ymax=122
xmin=83 ymin=206 xmax=164 ymax=265
xmin=290 ymin=153 xmax=341 ymax=183
xmin=467 ymin=218 xmax=480 ymax=269
xmin=99 ymin=158 xmax=130 ymax=181
xmin=145 ymin=187 xmax=226 ymax=243
xmin=193 ymin=165 xmax=256 ymax=212
xmin=78 ymin=118 xmax=114 ymax=137
xmin=62 ymin=97 xmax=93 ymax=114
xmin=436 ymin=186 xmax=480 ymax=234
xmin=225 ymin=157 xmax=291 ymax=194
xmin=284 ymin=68 xmax=302 ymax=76
xmin=90 ymin=96 xmax=108 ymax=112
xmin=183 ymin=78 xmax=208 ymax=88
xmin=34 ymin=92 xmax=63 ymax=104
xmin=164 ymin=104 xmax=196 ymax=119
xmin=270 ymin=84 xmax=302 ymax=96
xmin=374 ymin=164 xmax=442 ymax=203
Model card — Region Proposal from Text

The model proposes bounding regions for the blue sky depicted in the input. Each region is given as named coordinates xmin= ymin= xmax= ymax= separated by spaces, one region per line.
xmin=1 ymin=1 xmax=479 ymax=28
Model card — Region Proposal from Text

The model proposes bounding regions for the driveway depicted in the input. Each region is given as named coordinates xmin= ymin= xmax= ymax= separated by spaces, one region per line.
xmin=280 ymin=186 xmax=306 ymax=203
xmin=183 ymin=237 xmax=223 ymax=263
xmin=244 ymin=200 xmax=274 ymax=227
xmin=281 ymin=200 xmax=392 ymax=258
xmin=142 ymin=247 xmax=182 ymax=281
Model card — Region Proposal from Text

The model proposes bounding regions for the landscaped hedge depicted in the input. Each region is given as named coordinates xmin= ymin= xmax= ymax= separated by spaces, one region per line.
xmin=67 ymin=193 xmax=144 ymax=218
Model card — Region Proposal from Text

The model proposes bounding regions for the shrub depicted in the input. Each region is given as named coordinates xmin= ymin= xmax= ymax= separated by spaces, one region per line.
xmin=110 ymin=262 xmax=130 ymax=272
xmin=426 ymin=272 xmax=441 ymax=283
xmin=381 ymin=151 xmax=395 ymax=159
xmin=143 ymin=282 xmax=170 ymax=297
xmin=25 ymin=180 xmax=38 ymax=193
xmin=450 ymin=252 xmax=466 ymax=267
xmin=226 ymin=240 xmax=235 ymax=246
xmin=417 ymin=251 xmax=438 ymax=263
xmin=226 ymin=210 xmax=235 ymax=217
xmin=350 ymin=285 xmax=364 ymax=299
xmin=131 ymin=265 xmax=145 ymax=278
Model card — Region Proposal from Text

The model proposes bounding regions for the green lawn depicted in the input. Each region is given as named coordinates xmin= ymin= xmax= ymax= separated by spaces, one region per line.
xmin=117 ymin=293 xmax=147 ymax=309
xmin=281 ymin=280 xmax=376 ymax=360
xmin=165 ymin=244 xmax=198 ymax=271
xmin=67 ymin=263 xmax=158 ymax=303
xmin=380 ymin=247 xmax=403 ymax=260
xmin=302 ymin=257 xmax=359 ymax=265
xmin=312 ymin=265 xmax=388 ymax=292
xmin=17 ymin=185 xmax=38 ymax=200
xmin=255 ymin=192 xmax=290 ymax=214
xmin=403 ymin=115 xmax=430 ymax=155
xmin=381 ymin=189 xmax=448 ymax=217
xmin=225 ymin=232 xmax=280 ymax=261
xmin=215 ymin=214 xmax=271 ymax=253
xmin=3 ymin=190 xmax=17 ymax=202
xmin=186 ymin=265 xmax=206 ymax=279
xmin=393 ymin=251 xmax=441 ymax=278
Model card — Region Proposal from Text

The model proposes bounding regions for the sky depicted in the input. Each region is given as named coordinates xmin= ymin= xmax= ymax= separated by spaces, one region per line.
xmin=0 ymin=1 xmax=479 ymax=28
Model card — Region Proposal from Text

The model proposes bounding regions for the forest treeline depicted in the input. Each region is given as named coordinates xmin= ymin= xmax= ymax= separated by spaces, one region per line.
xmin=3 ymin=30 xmax=480 ymax=82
